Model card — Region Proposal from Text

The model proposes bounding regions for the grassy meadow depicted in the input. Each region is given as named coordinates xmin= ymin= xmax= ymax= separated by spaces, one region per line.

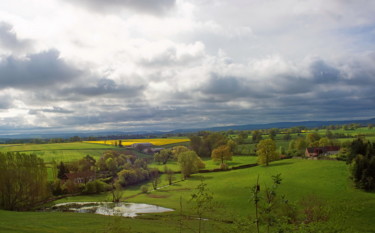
xmin=1 ymin=128 xmax=375 ymax=232
xmin=1 ymin=159 xmax=374 ymax=232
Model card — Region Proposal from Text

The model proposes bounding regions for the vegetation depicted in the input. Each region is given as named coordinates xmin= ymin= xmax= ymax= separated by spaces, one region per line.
xmin=1 ymin=127 xmax=375 ymax=232
xmin=0 ymin=152 xmax=50 ymax=210
xmin=178 ymin=150 xmax=205 ymax=179
xmin=256 ymin=139 xmax=279 ymax=166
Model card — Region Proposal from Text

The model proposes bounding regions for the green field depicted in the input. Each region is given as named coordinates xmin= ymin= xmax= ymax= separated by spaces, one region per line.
xmin=1 ymin=159 xmax=374 ymax=232
xmin=0 ymin=142 xmax=120 ymax=163
xmin=149 ymin=155 xmax=258 ymax=172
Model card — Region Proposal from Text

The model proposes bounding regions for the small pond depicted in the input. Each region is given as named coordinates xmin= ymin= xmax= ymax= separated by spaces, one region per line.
xmin=48 ymin=202 xmax=174 ymax=217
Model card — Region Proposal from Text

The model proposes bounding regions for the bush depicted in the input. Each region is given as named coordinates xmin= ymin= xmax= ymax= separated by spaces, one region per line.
xmin=83 ymin=180 xmax=110 ymax=194
xmin=140 ymin=185 xmax=149 ymax=193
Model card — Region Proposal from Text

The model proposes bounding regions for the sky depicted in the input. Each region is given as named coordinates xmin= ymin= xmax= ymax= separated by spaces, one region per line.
xmin=0 ymin=0 xmax=375 ymax=135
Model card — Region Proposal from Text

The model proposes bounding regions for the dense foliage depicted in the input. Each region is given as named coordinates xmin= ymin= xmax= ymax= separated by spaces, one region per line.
xmin=0 ymin=152 xmax=50 ymax=210
xmin=347 ymin=138 xmax=375 ymax=190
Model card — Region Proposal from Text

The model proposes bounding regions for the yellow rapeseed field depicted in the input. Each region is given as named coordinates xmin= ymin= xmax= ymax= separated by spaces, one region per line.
xmin=84 ymin=138 xmax=190 ymax=146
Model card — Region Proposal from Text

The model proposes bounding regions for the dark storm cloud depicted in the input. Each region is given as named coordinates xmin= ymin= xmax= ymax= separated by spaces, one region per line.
xmin=65 ymin=0 xmax=176 ymax=15
xmin=0 ymin=49 xmax=82 ymax=90
xmin=0 ymin=22 xmax=32 ymax=53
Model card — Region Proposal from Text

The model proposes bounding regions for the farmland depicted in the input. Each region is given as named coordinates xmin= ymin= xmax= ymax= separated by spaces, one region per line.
xmin=1 ymin=128 xmax=375 ymax=232
xmin=85 ymin=138 xmax=190 ymax=146
xmin=0 ymin=159 xmax=374 ymax=232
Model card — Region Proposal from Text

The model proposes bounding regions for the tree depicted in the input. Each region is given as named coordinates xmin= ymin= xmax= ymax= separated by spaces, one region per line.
xmin=252 ymin=130 xmax=263 ymax=143
xmin=257 ymin=139 xmax=278 ymax=166
xmin=211 ymin=145 xmax=233 ymax=168
xmin=190 ymin=132 xmax=228 ymax=157
xmin=57 ymin=161 xmax=69 ymax=180
xmin=164 ymin=166 xmax=175 ymax=185
xmin=177 ymin=151 xmax=205 ymax=179
xmin=154 ymin=149 xmax=172 ymax=164
xmin=0 ymin=152 xmax=50 ymax=210
xmin=149 ymin=168 xmax=160 ymax=190
xmin=237 ymin=131 xmax=248 ymax=144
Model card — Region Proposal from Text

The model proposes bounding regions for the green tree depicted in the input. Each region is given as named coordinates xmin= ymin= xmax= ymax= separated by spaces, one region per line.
xmin=0 ymin=152 xmax=50 ymax=210
xmin=257 ymin=139 xmax=278 ymax=166
xmin=211 ymin=145 xmax=233 ymax=168
xmin=177 ymin=151 xmax=205 ymax=179
xmin=154 ymin=149 xmax=172 ymax=164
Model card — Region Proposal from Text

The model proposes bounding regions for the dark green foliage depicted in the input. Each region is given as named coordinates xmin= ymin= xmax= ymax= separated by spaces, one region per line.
xmin=346 ymin=138 xmax=375 ymax=191
xmin=0 ymin=152 xmax=50 ymax=210
xmin=189 ymin=132 xmax=228 ymax=157
xmin=252 ymin=130 xmax=263 ymax=143
xmin=83 ymin=180 xmax=110 ymax=194
xmin=57 ymin=161 xmax=69 ymax=179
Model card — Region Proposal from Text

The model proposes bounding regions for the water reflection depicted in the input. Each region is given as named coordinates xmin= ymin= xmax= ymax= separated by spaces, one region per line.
xmin=51 ymin=202 xmax=174 ymax=217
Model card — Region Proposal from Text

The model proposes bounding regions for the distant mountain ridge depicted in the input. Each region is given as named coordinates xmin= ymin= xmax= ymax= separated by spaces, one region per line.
xmin=1 ymin=118 xmax=374 ymax=139
xmin=170 ymin=118 xmax=375 ymax=133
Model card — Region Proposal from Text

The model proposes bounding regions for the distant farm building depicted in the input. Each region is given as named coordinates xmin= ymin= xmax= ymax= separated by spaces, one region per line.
xmin=305 ymin=146 xmax=340 ymax=157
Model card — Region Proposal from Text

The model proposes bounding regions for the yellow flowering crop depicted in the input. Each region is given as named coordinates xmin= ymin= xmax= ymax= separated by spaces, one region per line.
xmin=84 ymin=138 xmax=190 ymax=146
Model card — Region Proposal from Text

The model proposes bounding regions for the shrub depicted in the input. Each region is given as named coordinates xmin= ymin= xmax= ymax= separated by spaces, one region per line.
xmin=140 ymin=185 xmax=149 ymax=193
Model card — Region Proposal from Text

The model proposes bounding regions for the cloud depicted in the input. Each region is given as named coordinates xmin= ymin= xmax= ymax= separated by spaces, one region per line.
xmin=0 ymin=22 xmax=32 ymax=53
xmin=0 ymin=49 xmax=82 ymax=90
xmin=64 ymin=0 xmax=176 ymax=15
xmin=29 ymin=106 xmax=74 ymax=115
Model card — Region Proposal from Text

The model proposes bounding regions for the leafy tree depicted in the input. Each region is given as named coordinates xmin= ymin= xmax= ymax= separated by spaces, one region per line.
xmin=211 ymin=145 xmax=233 ymax=167
xmin=149 ymin=168 xmax=160 ymax=190
xmin=306 ymin=133 xmax=321 ymax=147
xmin=237 ymin=131 xmax=248 ymax=144
xmin=164 ymin=166 xmax=175 ymax=185
xmin=154 ymin=149 xmax=172 ymax=164
xmin=0 ymin=152 xmax=50 ymax=210
xmin=172 ymin=146 xmax=189 ymax=160
xmin=257 ymin=139 xmax=278 ymax=166
xmin=190 ymin=132 xmax=228 ymax=157
xmin=178 ymin=151 xmax=205 ymax=179
xmin=252 ymin=130 xmax=263 ymax=143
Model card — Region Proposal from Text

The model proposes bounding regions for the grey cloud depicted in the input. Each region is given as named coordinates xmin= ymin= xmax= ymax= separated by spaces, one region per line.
xmin=65 ymin=0 xmax=176 ymax=15
xmin=0 ymin=50 xmax=82 ymax=90
xmin=0 ymin=22 xmax=32 ymax=53
xmin=59 ymin=78 xmax=145 ymax=99
xmin=0 ymin=95 xmax=12 ymax=109
xmin=29 ymin=106 xmax=74 ymax=115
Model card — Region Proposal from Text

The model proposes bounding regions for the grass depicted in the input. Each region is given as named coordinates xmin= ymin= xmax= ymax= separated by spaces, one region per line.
xmin=1 ymin=159 xmax=374 ymax=232
xmin=149 ymin=155 xmax=258 ymax=172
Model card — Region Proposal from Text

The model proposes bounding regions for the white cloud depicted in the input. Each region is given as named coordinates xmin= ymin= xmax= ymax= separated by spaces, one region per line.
xmin=0 ymin=0 xmax=375 ymax=133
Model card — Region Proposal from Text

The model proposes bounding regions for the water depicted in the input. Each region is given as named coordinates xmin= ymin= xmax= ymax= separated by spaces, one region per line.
xmin=51 ymin=202 xmax=174 ymax=217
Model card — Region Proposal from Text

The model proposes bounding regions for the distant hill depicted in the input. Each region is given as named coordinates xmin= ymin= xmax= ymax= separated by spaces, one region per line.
xmin=170 ymin=118 xmax=375 ymax=133
xmin=1 ymin=118 xmax=374 ymax=140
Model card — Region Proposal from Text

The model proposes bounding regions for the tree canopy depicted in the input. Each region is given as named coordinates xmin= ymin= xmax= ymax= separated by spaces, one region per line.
xmin=256 ymin=139 xmax=278 ymax=166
